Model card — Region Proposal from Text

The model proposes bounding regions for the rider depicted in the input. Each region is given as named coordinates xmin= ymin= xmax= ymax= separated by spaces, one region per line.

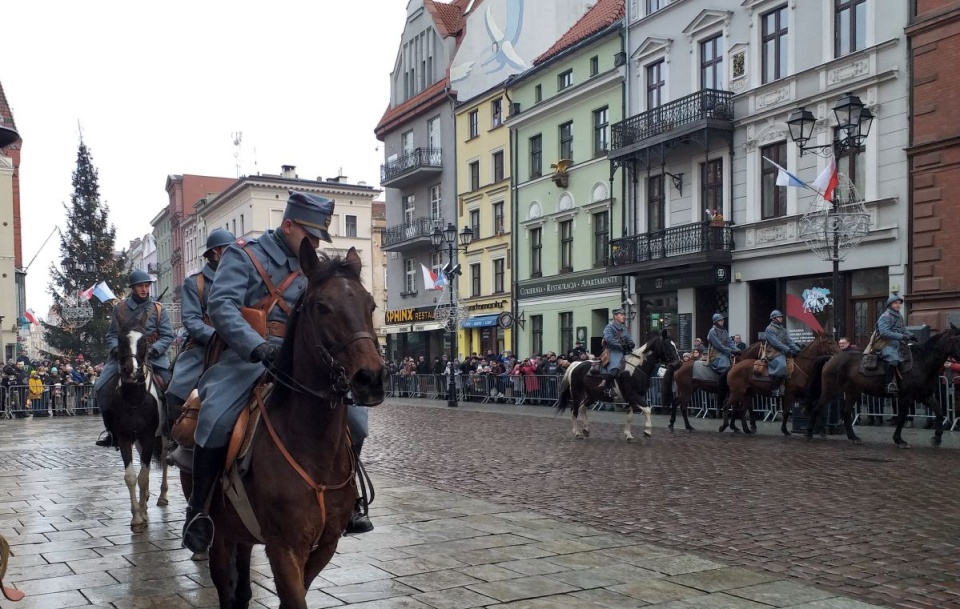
xmin=182 ymin=191 xmax=371 ymax=554
xmin=94 ymin=271 xmax=175 ymax=447
xmin=706 ymin=312 xmax=739 ymax=375
xmin=165 ymin=228 xmax=234 ymax=440
xmin=876 ymin=294 xmax=915 ymax=393
xmin=593 ymin=308 xmax=634 ymax=394
xmin=764 ymin=309 xmax=800 ymax=397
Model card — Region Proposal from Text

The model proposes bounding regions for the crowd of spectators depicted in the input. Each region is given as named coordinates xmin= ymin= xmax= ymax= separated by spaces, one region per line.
xmin=2 ymin=353 xmax=101 ymax=417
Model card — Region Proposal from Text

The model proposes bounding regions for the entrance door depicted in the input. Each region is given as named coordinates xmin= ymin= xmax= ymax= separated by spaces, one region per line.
xmin=642 ymin=293 xmax=677 ymax=340
xmin=695 ymin=286 xmax=728 ymax=344
xmin=852 ymin=297 xmax=886 ymax=350
xmin=750 ymin=279 xmax=778 ymax=343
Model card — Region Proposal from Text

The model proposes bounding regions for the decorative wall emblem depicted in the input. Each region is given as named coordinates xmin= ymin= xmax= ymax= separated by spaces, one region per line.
xmin=528 ymin=201 xmax=542 ymax=219
xmin=557 ymin=192 xmax=574 ymax=212
xmin=732 ymin=51 xmax=746 ymax=78
xmin=827 ymin=60 xmax=869 ymax=85
xmin=802 ymin=287 xmax=833 ymax=314
xmin=755 ymin=87 xmax=789 ymax=110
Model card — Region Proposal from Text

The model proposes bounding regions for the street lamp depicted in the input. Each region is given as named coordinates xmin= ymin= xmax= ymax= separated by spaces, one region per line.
xmin=430 ymin=222 xmax=474 ymax=408
xmin=787 ymin=92 xmax=873 ymax=339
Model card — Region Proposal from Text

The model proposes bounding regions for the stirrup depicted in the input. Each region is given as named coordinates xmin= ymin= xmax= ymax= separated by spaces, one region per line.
xmin=886 ymin=382 xmax=899 ymax=394
xmin=182 ymin=512 xmax=215 ymax=554
xmin=95 ymin=431 xmax=115 ymax=448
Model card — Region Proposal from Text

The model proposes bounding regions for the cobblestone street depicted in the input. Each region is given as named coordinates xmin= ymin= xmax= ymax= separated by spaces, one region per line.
xmin=0 ymin=401 xmax=957 ymax=608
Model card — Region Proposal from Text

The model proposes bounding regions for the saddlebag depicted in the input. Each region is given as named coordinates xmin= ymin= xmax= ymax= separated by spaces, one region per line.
xmin=171 ymin=388 xmax=201 ymax=449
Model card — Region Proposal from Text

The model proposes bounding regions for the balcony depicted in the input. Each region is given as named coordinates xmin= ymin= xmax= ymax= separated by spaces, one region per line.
xmin=380 ymin=147 xmax=443 ymax=188
xmin=610 ymin=89 xmax=734 ymax=158
xmin=608 ymin=221 xmax=733 ymax=275
xmin=383 ymin=217 xmax=441 ymax=251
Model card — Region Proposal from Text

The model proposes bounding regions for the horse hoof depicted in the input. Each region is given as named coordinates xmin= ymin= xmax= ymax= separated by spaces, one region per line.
xmin=131 ymin=523 xmax=146 ymax=534
xmin=191 ymin=552 xmax=208 ymax=562
xmin=750 ymin=426 xmax=757 ymax=434
xmin=157 ymin=497 xmax=168 ymax=507
xmin=582 ymin=429 xmax=590 ymax=438
xmin=686 ymin=426 xmax=695 ymax=432
xmin=718 ymin=424 xmax=727 ymax=433
xmin=931 ymin=437 xmax=942 ymax=447
xmin=624 ymin=435 xmax=634 ymax=442
xmin=574 ymin=432 xmax=583 ymax=439
xmin=851 ymin=437 xmax=863 ymax=445
xmin=897 ymin=442 xmax=912 ymax=449
xmin=782 ymin=430 xmax=791 ymax=437
xmin=643 ymin=429 xmax=652 ymax=437
xmin=668 ymin=424 xmax=674 ymax=432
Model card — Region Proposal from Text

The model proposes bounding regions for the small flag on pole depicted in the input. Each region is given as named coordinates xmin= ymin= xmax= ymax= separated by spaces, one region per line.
xmin=811 ymin=157 xmax=839 ymax=202
xmin=22 ymin=309 xmax=38 ymax=324
xmin=763 ymin=157 xmax=808 ymax=188
xmin=80 ymin=284 xmax=95 ymax=301
xmin=92 ymin=281 xmax=117 ymax=302
xmin=420 ymin=264 xmax=444 ymax=291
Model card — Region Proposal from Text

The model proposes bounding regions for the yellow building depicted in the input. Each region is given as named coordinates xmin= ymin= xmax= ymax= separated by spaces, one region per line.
xmin=454 ymin=86 xmax=513 ymax=356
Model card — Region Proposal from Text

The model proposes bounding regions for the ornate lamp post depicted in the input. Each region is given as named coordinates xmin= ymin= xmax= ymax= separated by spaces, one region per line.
xmin=60 ymin=257 xmax=96 ymax=325
xmin=787 ymin=92 xmax=874 ymax=339
xmin=430 ymin=222 xmax=474 ymax=408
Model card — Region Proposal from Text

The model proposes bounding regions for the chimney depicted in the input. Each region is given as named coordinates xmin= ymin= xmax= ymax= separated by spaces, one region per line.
xmin=281 ymin=165 xmax=297 ymax=179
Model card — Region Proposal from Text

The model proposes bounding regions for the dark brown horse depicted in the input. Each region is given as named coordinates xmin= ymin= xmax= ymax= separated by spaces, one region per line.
xmin=557 ymin=331 xmax=680 ymax=441
xmin=805 ymin=326 xmax=960 ymax=447
xmin=100 ymin=314 xmax=170 ymax=532
xmin=661 ymin=342 xmax=763 ymax=432
xmin=195 ymin=244 xmax=386 ymax=609
xmin=721 ymin=333 xmax=839 ymax=435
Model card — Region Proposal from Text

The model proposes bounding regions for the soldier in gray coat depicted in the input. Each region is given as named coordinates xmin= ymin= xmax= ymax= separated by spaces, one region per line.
xmin=165 ymin=229 xmax=234 ymax=431
xmin=707 ymin=313 xmax=739 ymax=375
xmin=876 ymin=294 xmax=915 ymax=393
xmin=94 ymin=271 xmax=175 ymax=447
xmin=764 ymin=310 xmax=801 ymax=396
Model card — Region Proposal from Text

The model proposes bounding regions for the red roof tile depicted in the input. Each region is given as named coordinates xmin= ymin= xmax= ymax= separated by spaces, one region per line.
xmin=374 ymin=79 xmax=452 ymax=139
xmin=534 ymin=0 xmax=624 ymax=66
xmin=426 ymin=0 xmax=464 ymax=37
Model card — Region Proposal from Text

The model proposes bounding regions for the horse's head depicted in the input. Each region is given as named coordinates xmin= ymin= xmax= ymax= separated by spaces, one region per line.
xmin=117 ymin=313 xmax=149 ymax=382
xmin=295 ymin=240 xmax=386 ymax=406
xmin=807 ymin=332 xmax=840 ymax=357
xmin=650 ymin=330 xmax=682 ymax=369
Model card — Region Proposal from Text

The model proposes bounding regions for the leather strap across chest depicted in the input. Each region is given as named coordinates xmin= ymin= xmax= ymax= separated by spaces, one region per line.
xmin=242 ymin=245 xmax=302 ymax=316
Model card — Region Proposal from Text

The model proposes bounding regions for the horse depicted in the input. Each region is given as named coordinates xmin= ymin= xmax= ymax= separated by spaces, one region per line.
xmin=661 ymin=342 xmax=763 ymax=432
xmin=192 ymin=243 xmax=386 ymax=609
xmin=99 ymin=313 xmax=170 ymax=533
xmin=557 ymin=331 xmax=680 ymax=441
xmin=805 ymin=326 xmax=960 ymax=447
xmin=721 ymin=333 xmax=839 ymax=435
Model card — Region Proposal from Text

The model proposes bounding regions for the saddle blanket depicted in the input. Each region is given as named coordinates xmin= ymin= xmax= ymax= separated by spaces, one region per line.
xmin=692 ymin=361 xmax=721 ymax=383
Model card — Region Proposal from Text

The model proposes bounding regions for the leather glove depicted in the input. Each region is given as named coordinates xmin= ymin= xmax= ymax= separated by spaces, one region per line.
xmin=904 ymin=333 xmax=916 ymax=342
xmin=110 ymin=347 xmax=119 ymax=360
xmin=147 ymin=348 xmax=161 ymax=360
xmin=251 ymin=342 xmax=280 ymax=366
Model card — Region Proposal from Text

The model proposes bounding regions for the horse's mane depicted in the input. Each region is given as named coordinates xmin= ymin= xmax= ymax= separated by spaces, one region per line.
xmin=308 ymin=252 xmax=362 ymax=284
xmin=910 ymin=328 xmax=955 ymax=359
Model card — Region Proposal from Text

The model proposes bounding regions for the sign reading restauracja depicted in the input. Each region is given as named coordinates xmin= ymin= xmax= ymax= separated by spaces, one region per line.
xmin=516 ymin=272 xmax=620 ymax=299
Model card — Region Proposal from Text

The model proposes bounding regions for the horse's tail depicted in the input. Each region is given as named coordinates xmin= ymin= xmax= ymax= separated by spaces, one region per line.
xmin=152 ymin=436 xmax=165 ymax=466
xmin=804 ymin=355 xmax=831 ymax=410
xmin=661 ymin=365 xmax=675 ymax=406
xmin=557 ymin=363 xmax=574 ymax=415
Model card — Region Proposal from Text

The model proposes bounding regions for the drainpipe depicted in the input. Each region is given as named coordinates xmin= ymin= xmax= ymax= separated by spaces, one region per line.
xmin=508 ymin=103 xmax=520 ymax=356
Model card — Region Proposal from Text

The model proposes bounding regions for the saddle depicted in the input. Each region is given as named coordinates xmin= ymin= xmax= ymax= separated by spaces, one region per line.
xmin=751 ymin=357 xmax=795 ymax=380
xmin=859 ymin=346 xmax=913 ymax=377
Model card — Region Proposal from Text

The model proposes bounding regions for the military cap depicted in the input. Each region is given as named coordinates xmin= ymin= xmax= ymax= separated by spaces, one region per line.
xmin=283 ymin=190 xmax=335 ymax=243
xmin=612 ymin=308 xmax=625 ymax=315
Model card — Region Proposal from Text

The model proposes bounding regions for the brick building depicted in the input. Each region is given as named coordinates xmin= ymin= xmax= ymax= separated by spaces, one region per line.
xmin=0 ymin=79 xmax=24 ymax=360
xmin=906 ymin=0 xmax=960 ymax=330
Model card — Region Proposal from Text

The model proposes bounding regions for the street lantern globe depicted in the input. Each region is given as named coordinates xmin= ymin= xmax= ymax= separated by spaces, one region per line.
xmin=854 ymin=105 xmax=874 ymax=146
xmin=430 ymin=225 xmax=443 ymax=248
xmin=459 ymin=225 xmax=474 ymax=247
xmin=786 ymin=107 xmax=816 ymax=148
xmin=443 ymin=222 xmax=458 ymax=245
xmin=833 ymin=92 xmax=864 ymax=136
xmin=61 ymin=257 xmax=76 ymax=272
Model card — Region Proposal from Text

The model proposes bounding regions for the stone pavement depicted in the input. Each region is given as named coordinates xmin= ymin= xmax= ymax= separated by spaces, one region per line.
xmin=0 ymin=408 xmax=952 ymax=608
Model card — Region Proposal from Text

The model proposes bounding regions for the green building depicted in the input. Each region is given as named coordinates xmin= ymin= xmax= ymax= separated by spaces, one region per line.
xmin=508 ymin=1 xmax=625 ymax=357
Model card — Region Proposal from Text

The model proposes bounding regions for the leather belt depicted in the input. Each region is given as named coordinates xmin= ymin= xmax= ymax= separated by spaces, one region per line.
xmin=266 ymin=321 xmax=286 ymax=338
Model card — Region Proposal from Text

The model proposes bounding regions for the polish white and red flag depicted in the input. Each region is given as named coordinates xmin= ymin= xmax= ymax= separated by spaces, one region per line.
xmin=812 ymin=157 xmax=839 ymax=203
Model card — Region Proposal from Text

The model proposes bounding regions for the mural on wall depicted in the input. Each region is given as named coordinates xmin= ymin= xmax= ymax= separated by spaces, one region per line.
xmin=452 ymin=0 xmax=528 ymax=84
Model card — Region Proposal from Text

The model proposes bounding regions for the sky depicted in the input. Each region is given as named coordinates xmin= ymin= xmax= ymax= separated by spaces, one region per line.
xmin=3 ymin=0 xmax=408 ymax=316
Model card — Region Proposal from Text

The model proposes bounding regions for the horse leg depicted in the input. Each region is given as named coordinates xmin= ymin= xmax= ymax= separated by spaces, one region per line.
xmin=231 ymin=544 xmax=254 ymax=609
xmin=641 ymin=404 xmax=653 ymax=438
xmin=157 ymin=436 xmax=169 ymax=507
xmin=119 ymin=441 xmax=144 ymax=533
xmin=265 ymin=543 xmax=311 ymax=609
xmin=580 ymin=401 xmax=590 ymax=438
xmin=892 ymin=394 xmax=911 ymax=449
xmin=680 ymin=395 xmax=695 ymax=431
xmin=137 ymin=441 xmax=152 ymax=526
xmin=842 ymin=392 xmax=861 ymax=444
xmin=925 ymin=394 xmax=945 ymax=447
xmin=740 ymin=397 xmax=754 ymax=435
xmin=668 ymin=398 xmax=677 ymax=431
xmin=623 ymin=404 xmax=634 ymax=442
xmin=781 ymin=394 xmax=792 ymax=436
xmin=719 ymin=394 xmax=732 ymax=433
xmin=209 ymin=536 xmax=238 ymax=609
xmin=571 ymin=401 xmax=582 ymax=439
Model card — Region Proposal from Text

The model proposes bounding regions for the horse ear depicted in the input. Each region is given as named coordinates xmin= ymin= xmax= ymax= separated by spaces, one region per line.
xmin=345 ymin=247 xmax=362 ymax=277
xmin=299 ymin=237 xmax=320 ymax=275
xmin=661 ymin=329 xmax=669 ymax=340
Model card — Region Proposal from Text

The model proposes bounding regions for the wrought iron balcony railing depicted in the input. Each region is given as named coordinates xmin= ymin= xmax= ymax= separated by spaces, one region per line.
xmin=611 ymin=89 xmax=734 ymax=151
xmin=380 ymin=147 xmax=443 ymax=185
xmin=610 ymin=221 xmax=733 ymax=266
xmin=383 ymin=217 xmax=441 ymax=249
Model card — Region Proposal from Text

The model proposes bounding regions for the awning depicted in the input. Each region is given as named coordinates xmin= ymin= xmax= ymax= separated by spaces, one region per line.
xmin=461 ymin=314 xmax=500 ymax=328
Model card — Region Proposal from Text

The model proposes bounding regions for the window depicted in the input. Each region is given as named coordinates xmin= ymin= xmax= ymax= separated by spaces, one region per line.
xmin=559 ymin=121 xmax=574 ymax=161
xmin=760 ymin=142 xmax=787 ymax=219
xmin=646 ymin=60 xmax=665 ymax=109
xmin=593 ymin=211 xmax=609 ymax=267
xmin=240 ymin=214 xmax=244 ymax=236
xmin=470 ymin=209 xmax=480 ymax=240
xmin=560 ymin=220 xmax=573 ymax=272
xmin=834 ymin=126 xmax=865 ymax=195
xmin=404 ymin=259 xmax=416 ymax=294
xmin=468 ymin=110 xmax=479 ymax=138
xmin=835 ymin=0 xmax=866 ymax=57
xmin=530 ymin=227 xmax=542 ymax=277
xmin=401 ymin=130 xmax=413 ymax=155
xmin=648 ymin=174 xmax=664 ymax=232
xmin=430 ymin=251 xmax=443 ymax=278
xmin=345 ymin=215 xmax=358 ymax=238
xmin=403 ymin=194 xmax=415 ymax=224
xmin=590 ymin=55 xmax=599 ymax=76
xmin=534 ymin=84 xmax=542 ymax=103
xmin=470 ymin=263 xmax=481 ymax=297
xmin=493 ymin=201 xmax=504 ymax=234
xmin=427 ymin=117 xmax=440 ymax=149
xmin=430 ymin=184 xmax=442 ymax=221
xmin=493 ymin=259 xmax=505 ymax=293
xmin=531 ymin=314 xmax=543 ymax=356
xmin=558 ymin=69 xmax=573 ymax=91
xmin=491 ymin=98 xmax=503 ymax=128
xmin=762 ymin=6 xmax=788 ymax=84
xmin=700 ymin=34 xmax=724 ymax=90
xmin=593 ymin=106 xmax=609 ymax=156
xmin=701 ymin=158 xmax=723 ymax=217
xmin=492 ymin=150 xmax=504 ymax=182
xmin=559 ymin=312 xmax=573 ymax=355
xmin=530 ymin=134 xmax=543 ymax=178
xmin=469 ymin=161 xmax=480 ymax=190
xmin=232 ymin=219 xmax=236 ymax=236
xmin=646 ymin=0 xmax=666 ymax=14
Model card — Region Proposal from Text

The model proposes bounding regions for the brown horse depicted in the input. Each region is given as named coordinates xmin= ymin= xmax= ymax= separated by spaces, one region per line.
xmin=721 ymin=333 xmax=839 ymax=435
xmin=661 ymin=342 xmax=763 ymax=432
xmin=805 ymin=326 xmax=960 ymax=447
xmin=195 ymin=244 xmax=386 ymax=609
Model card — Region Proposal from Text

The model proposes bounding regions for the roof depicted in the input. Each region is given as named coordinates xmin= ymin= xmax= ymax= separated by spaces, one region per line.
xmin=371 ymin=201 xmax=386 ymax=220
xmin=534 ymin=0 xmax=624 ymax=66
xmin=374 ymin=79 xmax=453 ymax=139
xmin=0 ymin=79 xmax=20 ymax=148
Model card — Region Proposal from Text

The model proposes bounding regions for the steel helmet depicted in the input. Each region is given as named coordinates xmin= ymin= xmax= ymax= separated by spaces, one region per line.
xmin=204 ymin=228 xmax=235 ymax=256
xmin=886 ymin=294 xmax=904 ymax=307
xmin=712 ymin=313 xmax=725 ymax=324
xmin=770 ymin=309 xmax=784 ymax=320
xmin=128 ymin=269 xmax=154 ymax=287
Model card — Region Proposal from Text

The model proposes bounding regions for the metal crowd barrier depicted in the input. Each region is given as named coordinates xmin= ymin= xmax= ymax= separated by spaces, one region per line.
xmin=1 ymin=383 xmax=99 ymax=419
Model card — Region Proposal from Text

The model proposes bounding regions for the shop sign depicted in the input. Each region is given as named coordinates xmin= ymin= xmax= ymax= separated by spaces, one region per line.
xmin=517 ymin=272 xmax=620 ymax=299
xmin=637 ymin=266 xmax=731 ymax=293
xmin=385 ymin=306 xmax=436 ymax=325
xmin=467 ymin=300 xmax=507 ymax=312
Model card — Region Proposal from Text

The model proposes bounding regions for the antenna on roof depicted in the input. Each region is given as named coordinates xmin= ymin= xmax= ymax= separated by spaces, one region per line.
xmin=232 ymin=131 xmax=243 ymax=177
xmin=253 ymin=146 xmax=259 ymax=176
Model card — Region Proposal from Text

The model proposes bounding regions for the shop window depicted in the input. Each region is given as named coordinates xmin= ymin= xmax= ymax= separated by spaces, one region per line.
xmin=531 ymin=314 xmax=543 ymax=355
xmin=560 ymin=312 xmax=573 ymax=355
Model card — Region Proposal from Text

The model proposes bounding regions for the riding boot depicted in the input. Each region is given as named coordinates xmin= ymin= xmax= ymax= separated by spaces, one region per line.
xmin=884 ymin=367 xmax=898 ymax=394
xmin=95 ymin=409 xmax=116 ymax=447
xmin=165 ymin=394 xmax=185 ymax=452
xmin=182 ymin=444 xmax=228 ymax=553
xmin=769 ymin=379 xmax=783 ymax=397
xmin=346 ymin=498 xmax=374 ymax=534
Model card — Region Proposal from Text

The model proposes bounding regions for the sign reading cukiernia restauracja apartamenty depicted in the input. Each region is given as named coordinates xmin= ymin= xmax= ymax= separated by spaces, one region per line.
xmin=516 ymin=272 xmax=620 ymax=299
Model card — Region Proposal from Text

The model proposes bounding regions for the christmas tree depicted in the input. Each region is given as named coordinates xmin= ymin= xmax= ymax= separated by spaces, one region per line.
xmin=43 ymin=138 xmax=128 ymax=362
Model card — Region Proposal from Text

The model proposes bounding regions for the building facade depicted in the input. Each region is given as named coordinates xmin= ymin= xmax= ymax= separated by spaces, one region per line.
xmin=906 ymin=0 xmax=960 ymax=330
xmin=608 ymin=0 xmax=909 ymax=350
xmin=371 ymin=201 xmax=388 ymax=348
xmin=150 ymin=207 xmax=173 ymax=312
xmin=0 ymin=79 xmax=23 ymax=361
xmin=510 ymin=0 xmax=625 ymax=358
